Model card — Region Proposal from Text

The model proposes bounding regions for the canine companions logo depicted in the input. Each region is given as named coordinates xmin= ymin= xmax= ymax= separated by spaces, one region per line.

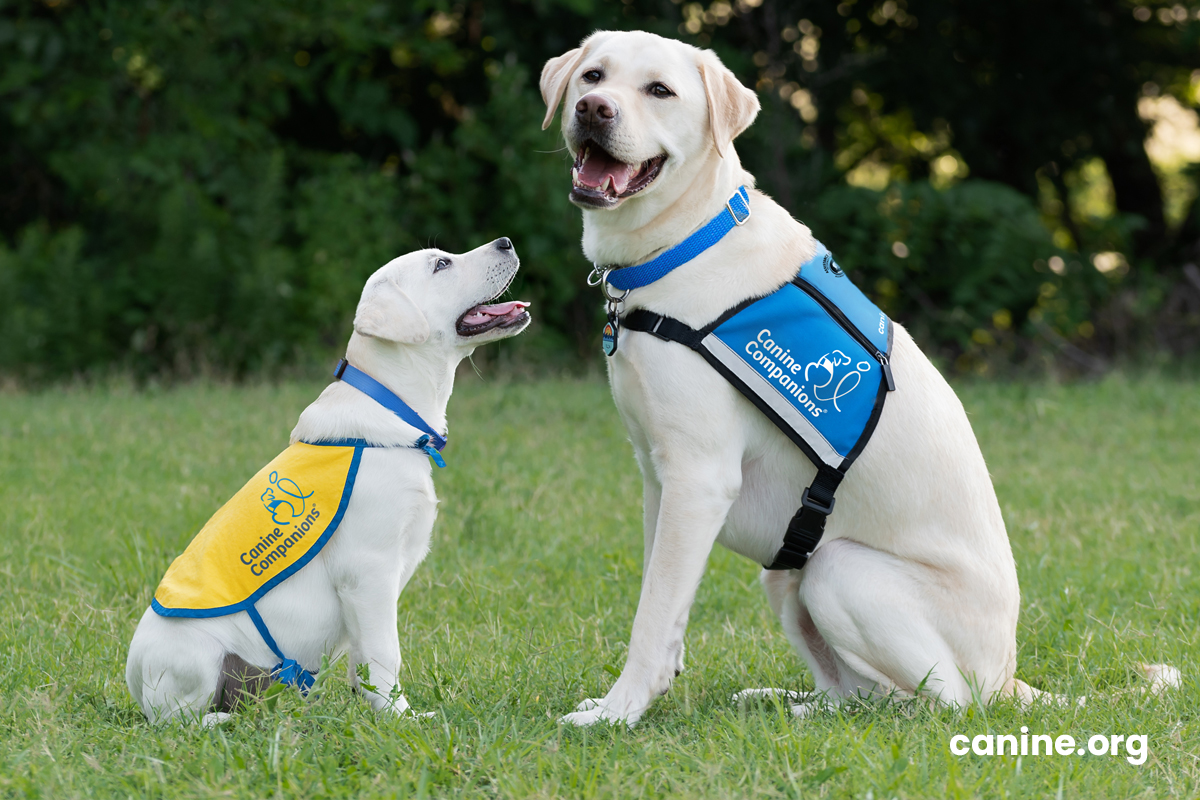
xmin=744 ymin=329 xmax=873 ymax=418
xmin=261 ymin=471 xmax=314 ymax=525
xmin=804 ymin=350 xmax=873 ymax=412
xmin=245 ymin=470 xmax=322 ymax=577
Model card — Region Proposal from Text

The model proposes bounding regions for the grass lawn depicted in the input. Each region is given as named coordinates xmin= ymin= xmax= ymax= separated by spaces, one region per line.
xmin=0 ymin=371 xmax=1196 ymax=798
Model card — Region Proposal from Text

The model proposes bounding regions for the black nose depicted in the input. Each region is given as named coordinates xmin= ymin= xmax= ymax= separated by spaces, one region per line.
xmin=575 ymin=93 xmax=618 ymax=127
xmin=495 ymin=237 xmax=513 ymax=251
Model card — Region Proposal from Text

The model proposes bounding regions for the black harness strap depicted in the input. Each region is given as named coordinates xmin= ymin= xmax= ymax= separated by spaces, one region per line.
xmin=767 ymin=466 xmax=842 ymax=570
xmin=623 ymin=309 xmax=841 ymax=571
xmin=624 ymin=308 xmax=705 ymax=348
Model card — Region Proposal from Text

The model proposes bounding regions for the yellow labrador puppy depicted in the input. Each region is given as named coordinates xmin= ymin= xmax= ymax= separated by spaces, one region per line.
xmin=540 ymin=30 xmax=1176 ymax=726
xmin=127 ymin=239 xmax=530 ymax=725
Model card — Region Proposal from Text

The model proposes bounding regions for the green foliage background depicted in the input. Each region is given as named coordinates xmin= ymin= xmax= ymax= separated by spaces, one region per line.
xmin=2 ymin=0 xmax=1197 ymax=378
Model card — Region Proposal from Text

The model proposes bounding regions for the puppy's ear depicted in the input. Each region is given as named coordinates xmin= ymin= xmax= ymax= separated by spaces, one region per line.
xmin=697 ymin=51 xmax=761 ymax=157
xmin=353 ymin=280 xmax=431 ymax=344
xmin=540 ymin=47 xmax=586 ymax=131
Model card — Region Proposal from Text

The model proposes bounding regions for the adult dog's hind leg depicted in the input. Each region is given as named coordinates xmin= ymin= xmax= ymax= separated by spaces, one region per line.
xmin=737 ymin=569 xmax=850 ymax=717
xmin=797 ymin=538 xmax=1011 ymax=707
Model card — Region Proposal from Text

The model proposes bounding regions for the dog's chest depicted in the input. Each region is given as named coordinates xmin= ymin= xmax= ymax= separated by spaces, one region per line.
xmin=609 ymin=338 xmax=819 ymax=564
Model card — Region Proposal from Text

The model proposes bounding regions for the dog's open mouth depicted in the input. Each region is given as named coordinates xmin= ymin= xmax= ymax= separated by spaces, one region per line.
xmin=571 ymin=140 xmax=666 ymax=207
xmin=455 ymin=300 xmax=531 ymax=337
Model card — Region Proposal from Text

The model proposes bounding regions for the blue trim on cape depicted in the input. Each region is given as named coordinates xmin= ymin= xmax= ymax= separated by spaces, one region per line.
xmin=150 ymin=443 xmax=365 ymax=620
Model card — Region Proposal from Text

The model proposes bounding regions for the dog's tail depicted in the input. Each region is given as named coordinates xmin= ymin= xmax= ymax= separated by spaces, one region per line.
xmin=1007 ymin=662 xmax=1181 ymax=708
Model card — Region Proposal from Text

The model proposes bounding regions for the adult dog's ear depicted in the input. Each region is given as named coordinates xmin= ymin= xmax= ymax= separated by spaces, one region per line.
xmin=540 ymin=47 xmax=586 ymax=130
xmin=697 ymin=51 xmax=760 ymax=157
xmin=353 ymin=280 xmax=430 ymax=344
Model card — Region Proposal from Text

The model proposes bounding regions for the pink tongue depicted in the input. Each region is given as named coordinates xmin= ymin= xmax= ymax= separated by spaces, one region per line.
xmin=480 ymin=301 xmax=528 ymax=316
xmin=579 ymin=151 xmax=637 ymax=194
xmin=461 ymin=301 xmax=529 ymax=326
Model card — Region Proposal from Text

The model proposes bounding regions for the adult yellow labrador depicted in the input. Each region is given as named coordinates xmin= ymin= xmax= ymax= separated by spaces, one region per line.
xmin=540 ymin=30 xmax=1177 ymax=726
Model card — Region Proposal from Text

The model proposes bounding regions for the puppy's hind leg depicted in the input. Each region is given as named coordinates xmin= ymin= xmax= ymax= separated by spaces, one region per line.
xmin=127 ymin=616 xmax=228 ymax=725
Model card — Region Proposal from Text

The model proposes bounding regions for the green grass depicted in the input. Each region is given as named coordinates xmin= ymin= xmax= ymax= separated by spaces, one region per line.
xmin=0 ymin=373 xmax=1197 ymax=799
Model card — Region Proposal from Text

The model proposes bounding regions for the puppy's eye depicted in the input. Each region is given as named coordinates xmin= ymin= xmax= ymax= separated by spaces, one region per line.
xmin=433 ymin=257 xmax=451 ymax=273
xmin=582 ymin=69 xmax=603 ymax=83
xmin=648 ymin=82 xmax=675 ymax=98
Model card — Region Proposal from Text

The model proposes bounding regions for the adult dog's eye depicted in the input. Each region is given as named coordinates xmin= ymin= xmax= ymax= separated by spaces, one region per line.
xmin=582 ymin=69 xmax=603 ymax=83
xmin=648 ymin=82 xmax=675 ymax=98
xmin=433 ymin=257 xmax=451 ymax=273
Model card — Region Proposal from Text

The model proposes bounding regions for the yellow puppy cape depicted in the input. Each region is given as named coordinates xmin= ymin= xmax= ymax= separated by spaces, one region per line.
xmin=152 ymin=441 xmax=364 ymax=619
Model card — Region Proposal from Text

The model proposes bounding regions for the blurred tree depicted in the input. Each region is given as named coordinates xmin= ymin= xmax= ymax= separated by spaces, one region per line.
xmin=0 ymin=0 xmax=1196 ymax=377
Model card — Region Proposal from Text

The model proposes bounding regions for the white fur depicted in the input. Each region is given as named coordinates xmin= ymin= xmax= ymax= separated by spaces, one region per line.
xmin=126 ymin=240 xmax=529 ymax=724
xmin=543 ymin=31 xmax=1176 ymax=727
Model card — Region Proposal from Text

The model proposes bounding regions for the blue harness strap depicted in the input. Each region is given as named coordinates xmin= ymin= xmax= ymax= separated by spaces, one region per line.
xmin=335 ymin=359 xmax=447 ymax=466
xmin=246 ymin=604 xmax=315 ymax=692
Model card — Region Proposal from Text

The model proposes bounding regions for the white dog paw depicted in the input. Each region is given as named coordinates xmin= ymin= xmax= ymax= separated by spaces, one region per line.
xmin=791 ymin=702 xmax=820 ymax=719
xmin=574 ymin=697 xmax=602 ymax=712
xmin=559 ymin=703 xmax=638 ymax=728
xmin=732 ymin=688 xmax=807 ymax=704
xmin=1138 ymin=663 xmax=1182 ymax=695
xmin=201 ymin=712 xmax=232 ymax=730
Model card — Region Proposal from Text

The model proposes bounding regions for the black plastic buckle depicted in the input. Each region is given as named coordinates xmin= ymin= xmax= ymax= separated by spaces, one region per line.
xmin=801 ymin=487 xmax=835 ymax=516
xmin=334 ymin=358 xmax=349 ymax=380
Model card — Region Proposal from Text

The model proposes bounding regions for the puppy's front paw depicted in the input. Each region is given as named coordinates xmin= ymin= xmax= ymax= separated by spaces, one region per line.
xmin=201 ymin=712 xmax=232 ymax=730
xmin=559 ymin=700 xmax=639 ymax=728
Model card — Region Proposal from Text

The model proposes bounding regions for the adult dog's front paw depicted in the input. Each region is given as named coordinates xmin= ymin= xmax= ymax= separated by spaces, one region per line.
xmin=375 ymin=693 xmax=411 ymax=716
xmin=559 ymin=699 xmax=640 ymax=728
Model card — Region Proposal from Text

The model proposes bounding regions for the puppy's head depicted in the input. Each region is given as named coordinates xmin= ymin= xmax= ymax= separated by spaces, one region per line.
xmin=350 ymin=238 xmax=530 ymax=356
xmin=540 ymin=31 xmax=759 ymax=211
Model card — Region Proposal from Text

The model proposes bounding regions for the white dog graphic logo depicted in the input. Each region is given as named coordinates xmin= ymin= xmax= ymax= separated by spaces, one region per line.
xmin=804 ymin=350 xmax=873 ymax=411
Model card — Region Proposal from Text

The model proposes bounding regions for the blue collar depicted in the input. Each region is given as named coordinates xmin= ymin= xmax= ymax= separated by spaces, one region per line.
xmin=601 ymin=186 xmax=750 ymax=292
xmin=334 ymin=359 xmax=447 ymax=467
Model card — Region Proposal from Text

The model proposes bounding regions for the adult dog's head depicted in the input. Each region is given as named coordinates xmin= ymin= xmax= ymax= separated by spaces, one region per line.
xmin=540 ymin=31 xmax=760 ymax=213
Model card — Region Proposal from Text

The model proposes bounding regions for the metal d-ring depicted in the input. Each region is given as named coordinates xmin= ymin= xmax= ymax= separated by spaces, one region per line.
xmin=587 ymin=264 xmax=607 ymax=287
xmin=599 ymin=268 xmax=630 ymax=303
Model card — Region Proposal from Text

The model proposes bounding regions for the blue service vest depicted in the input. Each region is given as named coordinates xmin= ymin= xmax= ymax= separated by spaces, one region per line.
xmin=623 ymin=241 xmax=894 ymax=568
